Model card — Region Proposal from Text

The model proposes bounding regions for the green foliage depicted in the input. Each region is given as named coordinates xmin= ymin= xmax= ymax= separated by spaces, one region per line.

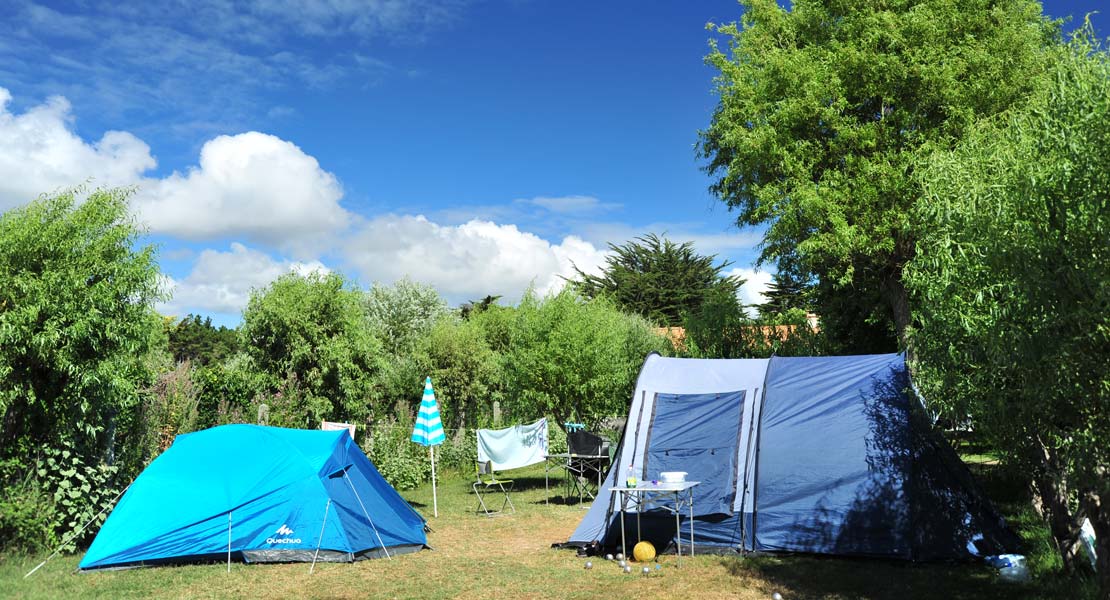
xmin=570 ymin=233 xmax=742 ymax=327
xmin=192 ymin=353 xmax=267 ymax=429
xmin=167 ymin=314 xmax=239 ymax=365
xmin=0 ymin=443 xmax=120 ymax=554
xmin=0 ymin=459 xmax=53 ymax=554
xmin=240 ymin=271 xmax=386 ymax=426
xmin=134 ymin=360 xmax=201 ymax=464
xmin=364 ymin=278 xmax=450 ymax=355
xmin=699 ymin=0 xmax=1059 ymax=344
xmin=36 ymin=444 xmax=119 ymax=552
xmin=758 ymin=271 xmax=814 ymax=319
xmin=434 ymin=429 xmax=479 ymax=472
xmin=504 ymin=289 xmax=669 ymax=429
xmin=0 ymin=188 xmax=166 ymax=466
xmin=683 ymin=287 xmax=828 ymax=358
xmin=364 ymin=416 xmax=432 ymax=491
xmin=907 ymin=30 xmax=1109 ymax=582
xmin=412 ymin=317 xmax=502 ymax=431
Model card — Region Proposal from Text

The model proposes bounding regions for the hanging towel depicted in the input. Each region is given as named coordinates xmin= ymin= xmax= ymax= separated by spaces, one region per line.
xmin=477 ymin=418 xmax=548 ymax=471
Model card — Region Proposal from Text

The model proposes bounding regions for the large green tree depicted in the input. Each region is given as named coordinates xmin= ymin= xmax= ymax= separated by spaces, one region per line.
xmin=570 ymin=233 xmax=742 ymax=327
xmin=363 ymin=278 xmax=450 ymax=354
xmin=699 ymin=0 xmax=1058 ymax=348
xmin=0 ymin=188 xmax=165 ymax=551
xmin=167 ymin=314 xmax=239 ymax=365
xmin=412 ymin=317 xmax=502 ymax=432
xmin=240 ymin=271 xmax=384 ymax=427
xmin=504 ymin=289 xmax=668 ymax=429
xmin=0 ymin=188 xmax=165 ymax=464
xmin=907 ymin=32 xmax=1109 ymax=586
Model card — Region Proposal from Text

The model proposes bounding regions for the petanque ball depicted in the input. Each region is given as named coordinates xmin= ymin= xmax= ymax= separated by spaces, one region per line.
xmin=615 ymin=552 xmax=624 ymax=561
xmin=584 ymin=561 xmax=592 ymax=570
xmin=605 ymin=554 xmax=613 ymax=561
xmin=772 ymin=593 xmax=783 ymax=600
xmin=633 ymin=541 xmax=656 ymax=562
xmin=618 ymin=560 xmax=627 ymax=568
xmin=623 ymin=565 xmax=632 ymax=574
xmin=642 ymin=566 xmax=650 ymax=576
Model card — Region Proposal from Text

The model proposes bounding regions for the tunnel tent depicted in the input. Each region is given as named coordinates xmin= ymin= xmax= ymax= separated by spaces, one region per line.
xmin=80 ymin=424 xmax=427 ymax=571
xmin=565 ymin=353 xmax=1019 ymax=560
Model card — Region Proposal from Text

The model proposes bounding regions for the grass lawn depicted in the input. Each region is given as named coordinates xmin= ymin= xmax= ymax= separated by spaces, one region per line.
xmin=0 ymin=463 xmax=1082 ymax=599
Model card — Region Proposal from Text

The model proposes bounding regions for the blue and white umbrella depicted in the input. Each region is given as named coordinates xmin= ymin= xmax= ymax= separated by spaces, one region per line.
xmin=411 ymin=377 xmax=445 ymax=516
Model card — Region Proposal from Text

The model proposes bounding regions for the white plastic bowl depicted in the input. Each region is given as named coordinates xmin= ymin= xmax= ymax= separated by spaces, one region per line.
xmin=660 ymin=471 xmax=687 ymax=483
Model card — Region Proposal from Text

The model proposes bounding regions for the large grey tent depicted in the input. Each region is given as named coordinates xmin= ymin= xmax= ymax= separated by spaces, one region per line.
xmin=565 ymin=353 xmax=1017 ymax=560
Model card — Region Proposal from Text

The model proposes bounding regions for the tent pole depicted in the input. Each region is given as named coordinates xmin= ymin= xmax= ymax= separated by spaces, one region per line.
xmin=750 ymin=359 xmax=774 ymax=552
xmin=24 ymin=483 xmax=131 ymax=578
xmin=344 ymin=472 xmax=392 ymax=560
xmin=227 ymin=512 xmax=232 ymax=573
xmin=430 ymin=445 xmax=438 ymax=518
xmin=310 ymin=499 xmax=332 ymax=574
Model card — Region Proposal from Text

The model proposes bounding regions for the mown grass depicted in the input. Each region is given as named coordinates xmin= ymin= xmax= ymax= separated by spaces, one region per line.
xmin=0 ymin=462 xmax=1095 ymax=599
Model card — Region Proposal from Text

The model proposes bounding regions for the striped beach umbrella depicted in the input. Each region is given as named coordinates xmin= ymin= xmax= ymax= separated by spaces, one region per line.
xmin=411 ymin=377 xmax=445 ymax=516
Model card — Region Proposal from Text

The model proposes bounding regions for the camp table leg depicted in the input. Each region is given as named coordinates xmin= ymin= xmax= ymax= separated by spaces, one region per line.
xmin=689 ymin=487 xmax=695 ymax=557
xmin=674 ymin=491 xmax=681 ymax=564
xmin=618 ymin=490 xmax=627 ymax=559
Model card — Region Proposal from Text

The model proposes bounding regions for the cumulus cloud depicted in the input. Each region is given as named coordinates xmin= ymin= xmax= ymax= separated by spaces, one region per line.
xmin=159 ymin=242 xmax=329 ymax=317
xmin=0 ymin=87 xmax=156 ymax=209
xmin=0 ymin=91 xmax=351 ymax=254
xmin=728 ymin=267 xmax=774 ymax=316
xmin=134 ymin=132 xmax=352 ymax=253
xmin=343 ymin=215 xmax=609 ymax=303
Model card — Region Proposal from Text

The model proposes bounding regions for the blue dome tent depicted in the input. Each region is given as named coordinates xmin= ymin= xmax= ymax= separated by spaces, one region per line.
xmin=80 ymin=425 xmax=426 ymax=571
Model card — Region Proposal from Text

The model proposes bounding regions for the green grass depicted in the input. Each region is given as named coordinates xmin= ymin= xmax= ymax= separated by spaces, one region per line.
xmin=0 ymin=462 xmax=1095 ymax=599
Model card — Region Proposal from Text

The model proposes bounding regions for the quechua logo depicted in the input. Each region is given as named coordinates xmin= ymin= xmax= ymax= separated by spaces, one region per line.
xmin=267 ymin=524 xmax=302 ymax=544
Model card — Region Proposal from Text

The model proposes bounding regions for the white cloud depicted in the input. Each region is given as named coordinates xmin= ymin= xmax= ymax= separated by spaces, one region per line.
xmin=134 ymin=132 xmax=352 ymax=254
xmin=343 ymin=215 xmax=609 ymax=303
xmin=520 ymin=195 xmax=620 ymax=214
xmin=728 ymin=267 xmax=774 ymax=315
xmin=0 ymin=88 xmax=156 ymax=209
xmin=0 ymin=91 xmax=351 ymax=255
xmin=159 ymin=242 xmax=329 ymax=317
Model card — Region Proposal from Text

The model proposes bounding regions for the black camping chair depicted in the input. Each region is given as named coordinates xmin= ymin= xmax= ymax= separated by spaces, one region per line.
xmin=473 ymin=461 xmax=515 ymax=516
xmin=565 ymin=431 xmax=611 ymax=502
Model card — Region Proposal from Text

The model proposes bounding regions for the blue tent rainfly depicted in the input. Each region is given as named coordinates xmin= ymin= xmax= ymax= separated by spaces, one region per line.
xmin=79 ymin=425 xmax=427 ymax=571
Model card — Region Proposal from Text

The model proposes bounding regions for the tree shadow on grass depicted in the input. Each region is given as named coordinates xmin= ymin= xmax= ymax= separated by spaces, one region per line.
xmin=720 ymin=555 xmax=1041 ymax=600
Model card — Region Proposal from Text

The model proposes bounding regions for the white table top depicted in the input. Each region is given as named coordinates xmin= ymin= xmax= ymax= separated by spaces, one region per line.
xmin=608 ymin=481 xmax=700 ymax=493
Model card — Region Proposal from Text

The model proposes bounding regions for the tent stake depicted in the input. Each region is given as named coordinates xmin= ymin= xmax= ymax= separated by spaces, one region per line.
xmin=310 ymin=499 xmax=332 ymax=574
xmin=24 ymin=483 xmax=130 ymax=578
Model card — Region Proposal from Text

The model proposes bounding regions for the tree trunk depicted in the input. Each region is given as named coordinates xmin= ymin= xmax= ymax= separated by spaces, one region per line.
xmin=1032 ymin=441 xmax=1085 ymax=572
xmin=880 ymin=273 xmax=912 ymax=356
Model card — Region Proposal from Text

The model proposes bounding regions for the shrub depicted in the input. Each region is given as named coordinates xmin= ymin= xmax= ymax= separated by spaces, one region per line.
xmin=364 ymin=416 xmax=430 ymax=490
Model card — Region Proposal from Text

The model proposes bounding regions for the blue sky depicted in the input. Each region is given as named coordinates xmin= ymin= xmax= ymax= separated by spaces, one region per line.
xmin=0 ymin=1 xmax=1103 ymax=326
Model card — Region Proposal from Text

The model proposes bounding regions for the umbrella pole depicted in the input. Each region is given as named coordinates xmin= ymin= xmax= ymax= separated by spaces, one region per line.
xmin=430 ymin=445 xmax=438 ymax=518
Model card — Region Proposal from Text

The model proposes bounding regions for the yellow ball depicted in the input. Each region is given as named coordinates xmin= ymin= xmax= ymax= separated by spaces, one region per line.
xmin=632 ymin=541 xmax=656 ymax=562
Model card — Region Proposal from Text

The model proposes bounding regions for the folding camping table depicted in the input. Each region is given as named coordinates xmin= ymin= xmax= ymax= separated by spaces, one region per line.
xmin=608 ymin=481 xmax=699 ymax=566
